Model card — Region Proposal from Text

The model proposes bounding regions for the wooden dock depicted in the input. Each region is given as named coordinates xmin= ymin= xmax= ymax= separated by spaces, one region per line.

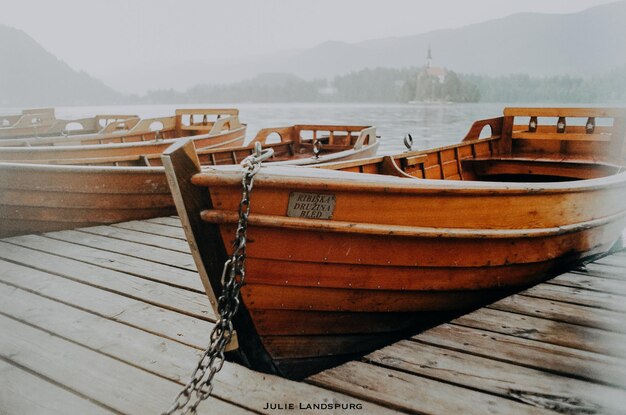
xmin=1 ymin=217 xmax=625 ymax=414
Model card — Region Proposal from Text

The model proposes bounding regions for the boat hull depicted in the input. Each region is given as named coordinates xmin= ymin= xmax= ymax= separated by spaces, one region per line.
xmin=0 ymin=128 xmax=245 ymax=162
xmin=196 ymin=167 xmax=626 ymax=376
xmin=0 ymin=134 xmax=377 ymax=237
xmin=0 ymin=164 xmax=174 ymax=238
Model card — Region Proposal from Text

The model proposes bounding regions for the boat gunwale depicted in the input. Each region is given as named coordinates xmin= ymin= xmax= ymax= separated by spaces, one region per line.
xmin=192 ymin=163 xmax=626 ymax=195
xmin=0 ymin=124 xmax=246 ymax=154
xmin=0 ymin=161 xmax=166 ymax=174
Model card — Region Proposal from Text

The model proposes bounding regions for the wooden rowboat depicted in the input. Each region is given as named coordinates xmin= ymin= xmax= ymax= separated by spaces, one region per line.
xmin=0 ymin=108 xmax=238 ymax=147
xmin=0 ymin=125 xmax=377 ymax=238
xmin=0 ymin=110 xmax=246 ymax=161
xmin=0 ymin=108 xmax=139 ymax=140
xmin=163 ymin=107 xmax=626 ymax=379
xmin=7 ymin=124 xmax=378 ymax=167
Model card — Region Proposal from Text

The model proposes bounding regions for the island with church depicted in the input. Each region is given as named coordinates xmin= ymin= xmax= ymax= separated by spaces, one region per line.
xmin=409 ymin=46 xmax=481 ymax=103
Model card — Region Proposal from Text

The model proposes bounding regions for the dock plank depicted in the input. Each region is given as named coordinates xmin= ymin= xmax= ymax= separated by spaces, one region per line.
xmin=3 ymin=216 xmax=626 ymax=414
xmin=0 ymin=314 xmax=251 ymax=415
xmin=0 ymin=241 xmax=213 ymax=320
xmin=0 ymin=359 xmax=115 ymax=415
xmin=81 ymin=225 xmax=191 ymax=253
xmin=46 ymin=229 xmax=196 ymax=271
xmin=366 ymin=340 xmax=626 ymax=414
xmin=582 ymin=262 xmax=626 ymax=281
xmin=0 ymin=282 xmax=205 ymax=382
xmin=415 ymin=323 xmax=626 ymax=387
xmin=113 ymin=220 xmax=186 ymax=239
xmin=595 ymin=253 xmax=626 ymax=269
xmin=146 ymin=217 xmax=183 ymax=227
xmin=488 ymin=294 xmax=626 ymax=334
xmin=4 ymin=233 xmax=202 ymax=291
xmin=0 ymin=282 xmax=390 ymax=414
xmin=309 ymin=360 xmax=550 ymax=415
xmin=0 ymin=259 xmax=211 ymax=348
xmin=454 ymin=307 xmax=626 ymax=357
xmin=547 ymin=271 xmax=626 ymax=296
xmin=522 ymin=283 xmax=626 ymax=312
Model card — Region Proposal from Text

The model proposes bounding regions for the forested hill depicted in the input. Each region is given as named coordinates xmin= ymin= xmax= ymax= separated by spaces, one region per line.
xmin=0 ymin=24 xmax=122 ymax=106
xmin=140 ymin=66 xmax=626 ymax=104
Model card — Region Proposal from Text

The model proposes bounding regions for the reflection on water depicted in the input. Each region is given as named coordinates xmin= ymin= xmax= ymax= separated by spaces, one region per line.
xmin=1 ymin=102 xmax=527 ymax=152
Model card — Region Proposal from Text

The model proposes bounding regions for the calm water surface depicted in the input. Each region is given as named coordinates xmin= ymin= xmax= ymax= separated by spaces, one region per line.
xmin=10 ymin=102 xmax=510 ymax=154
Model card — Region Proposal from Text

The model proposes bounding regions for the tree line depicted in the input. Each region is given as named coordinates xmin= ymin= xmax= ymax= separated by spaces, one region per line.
xmin=137 ymin=66 xmax=626 ymax=104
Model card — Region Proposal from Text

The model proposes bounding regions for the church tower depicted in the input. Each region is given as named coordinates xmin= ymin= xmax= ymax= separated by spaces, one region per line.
xmin=426 ymin=45 xmax=432 ymax=69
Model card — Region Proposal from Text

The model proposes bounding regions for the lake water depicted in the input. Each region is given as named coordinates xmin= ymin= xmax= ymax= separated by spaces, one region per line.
xmin=7 ymin=102 xmax=512 ymax=154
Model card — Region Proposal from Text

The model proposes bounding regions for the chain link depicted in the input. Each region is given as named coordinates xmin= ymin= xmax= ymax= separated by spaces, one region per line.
xmin=163 ymin=143 xmax=273 ymax=415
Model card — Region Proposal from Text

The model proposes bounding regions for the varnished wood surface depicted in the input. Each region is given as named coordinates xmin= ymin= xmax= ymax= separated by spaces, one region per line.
xmin=0 ymin=126 xmax=246 ymax=160
xmin=0 ymin=124 xmax=378 ymax=238
xmin=2 ymin=218 xmax=624 ymax=414
xmin=309 ymin=238 xmax=626 ymax=415
xmin=184 ymin=108 xmax=626 ymax=374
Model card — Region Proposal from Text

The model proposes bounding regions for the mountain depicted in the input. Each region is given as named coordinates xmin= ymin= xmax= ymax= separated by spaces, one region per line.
xmin=0 ymin=24 xmax=122 ymax=106
xmin=101 ymin=1 xmax=626 ymax=94
xmin=355 ymin=1 xmax=626 ymax=77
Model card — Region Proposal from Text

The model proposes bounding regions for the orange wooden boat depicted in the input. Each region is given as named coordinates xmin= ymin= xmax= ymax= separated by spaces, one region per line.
xmin=163 ymin=107 xmax=626 ymax=378
xmin=9 ymin=124 xmax=378 ymax=167
xmin=0 ymin=125 xmax=377 ymax=238
xmin=0 ymin=108 xmax=139 ymax=140
xmin=0 ymin=110 xmax=246 ymax=161
xmin=0 ymin=108 xmax=241 ymax=147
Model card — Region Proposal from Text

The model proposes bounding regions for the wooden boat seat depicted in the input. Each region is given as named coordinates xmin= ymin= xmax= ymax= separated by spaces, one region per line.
xmin=462 ymin=157 xmax=622 ymax=182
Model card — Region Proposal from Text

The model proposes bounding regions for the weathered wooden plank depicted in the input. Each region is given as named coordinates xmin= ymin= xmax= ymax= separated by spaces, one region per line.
xmin=2 ymin=234 xmax=204 ymax=293
xmin=488 ymin=294 xmax=626 ymax=334
xmin=0 ymin=259 xmax=212 ymax=348
xmin=595 ymin=253 xmax=626 ymax=268
xmin=0 ymin=359 xmax=115 ymax=415
xmin=0 ymin=267 xmax=391 ymax=414
xmin=455 ymin=308 xmax=626 ymax=357
xmin=366 ymin=340 xmax=626 ymax=414
xmin=547 ymin=271 xmax=626 ymax=296
xmin=80 ymin=225 xmax=191 ymax=253
xmin=522 ymin=283 xmax=626 ymax=312
xmin=416 ymin=323 xmax=626 ymax=387
xmin=146 ymin=216 xmax=183 ymax=227
xmin=113 ymin=220 xmax=187 ymax=239
xmin=308 ymin=360 xmax=549 ymax=415
xmin=0 ymin=314 xmax=250 ymax=415
xmin=0 ymin=241 xmax=213 ymax=320
xmin=44 ymin=229 xmax=197 ymax=272
xmin=0 ymin=281 xmax=207 ymax=381
xmin=579 ymin=262 xmax=626 ymax=281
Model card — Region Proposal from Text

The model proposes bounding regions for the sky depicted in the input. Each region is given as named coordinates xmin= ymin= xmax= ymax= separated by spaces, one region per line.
xmin=0 ymin=0 xmax=618 ymax=80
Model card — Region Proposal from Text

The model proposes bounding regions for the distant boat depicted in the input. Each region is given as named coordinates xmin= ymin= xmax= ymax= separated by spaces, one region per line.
xmin=0 ymin=125 xmax=378 ymax=237
xmin=163 ymin=107 xmax=626 ymax=379
xmin=0 ymin=107 xmax=139 ymax=140
xmin=0 ymin=109 xmax=246 ymax=161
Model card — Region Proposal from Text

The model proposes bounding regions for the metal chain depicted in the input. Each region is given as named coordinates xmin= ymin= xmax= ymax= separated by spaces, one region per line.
xmin=163 ymin=143 xmax=273 ymax=415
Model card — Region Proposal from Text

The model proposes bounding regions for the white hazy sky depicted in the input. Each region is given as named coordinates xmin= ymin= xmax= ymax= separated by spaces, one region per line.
xmin=0 ymin=0 xmax=618 ymax=78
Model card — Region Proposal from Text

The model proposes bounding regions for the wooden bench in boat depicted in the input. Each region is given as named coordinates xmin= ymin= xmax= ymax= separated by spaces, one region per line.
xmin=504 ymin=107 xmax=626 ymax=161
